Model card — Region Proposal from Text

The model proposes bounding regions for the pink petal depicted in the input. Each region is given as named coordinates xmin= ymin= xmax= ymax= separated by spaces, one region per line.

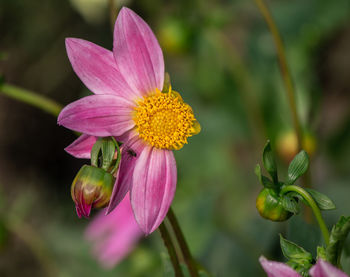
xmin=113 ymin=7 xmax=164 ymax=95
xmin=107 ymin=135 xmax=146 ymax=214
xmin=65 ymin=134 xmax=97 ymax=159
xmin=58 ymin=94 xmax=135 ymax=137
xmin=85 ymin=195 xmax=143 ymax=268
xmin=310 ymin=259 xmax=349 ymax=277
xmin=131 ymin=147 xmax=177 ymax=235
xmin=259 ymin=256 xmax=301 ymax=277
xmin=65 ymin=38 xmax=140 ymax=100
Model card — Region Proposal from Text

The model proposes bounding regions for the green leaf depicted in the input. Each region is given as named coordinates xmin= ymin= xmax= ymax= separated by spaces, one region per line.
xmin=254 ymin=164 xmax=275 ymax=188
xmin=281 ymin=195 xmax=300 ymax=214
xmin=326 ymin=216 xmax=350 ymax=266
xmin=287 ymin=151 xmax=309 ymax=185
xmin=262 ymin=141 xmax=278 ymax=183
xmin=280 ymin=234 xmax=313 ymax=262
xmin=305 ymin=188 xmax=336 ymax=210
xmin=90 ymin=139 xmax=103 ymax=167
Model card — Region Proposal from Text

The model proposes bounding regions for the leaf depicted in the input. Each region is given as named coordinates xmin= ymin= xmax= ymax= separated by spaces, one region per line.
xmin=325 ymin=216 xmax=350 ymax=267
xmin=254 ymin=164 xmax=275 ymax=188
xmin=305 ymin=188 xmax=336 ymax=210
xmin=281 ymin=195 xmax=300 ymax=214
xmin=287 ymin=151 xmax=309 ymax=185
xmin=280 ymin=234 xmax=313 ymax=262
xmin=262 ymin=141 xmax=278 ymax=183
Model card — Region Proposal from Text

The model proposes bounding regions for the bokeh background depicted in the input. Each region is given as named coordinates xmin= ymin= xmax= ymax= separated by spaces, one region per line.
xmin=1 ymin=0 xmax=350 ymax=276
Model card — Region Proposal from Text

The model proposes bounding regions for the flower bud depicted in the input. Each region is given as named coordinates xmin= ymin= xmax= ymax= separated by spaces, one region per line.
xmin=71 ymin=165 xmax=115 ymax=218
xmin=276 ymin=130 xmax=316 ymax=163
xmin=256 ymin=188 xmax=292 ymax=222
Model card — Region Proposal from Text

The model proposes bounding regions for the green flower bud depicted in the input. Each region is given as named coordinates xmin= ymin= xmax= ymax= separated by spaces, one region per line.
xmin=71 ymin=165 xmax=115 ymax=218
xmin=256 ymin=188 xmax=292 ymax=222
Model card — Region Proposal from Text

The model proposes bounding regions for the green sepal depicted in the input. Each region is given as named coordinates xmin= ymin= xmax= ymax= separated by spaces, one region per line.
xmin=91 ymin=139 xmax=103 ymax=167
xmin=262 ymin=140 xmax=278 ymax=183
xmin=100 ymin=137 xmax=116 ymax=171
xmin=317 ymin=246 xmax=327 ymax=261
xmin=280 ymin=234 xmax=313 ymax=262
xmin=305 ymin=188 xmax=336 ymax=210
xmin=325 ymin=216 xmax=350 ymax=267
xmin=71 ymin=165 xmax=115 ymax=209
xmin=280 ymin=235 xmax=313 ymax=277
xmin=255 ymin=164 xmax=275 ymax=189
xmin=256 ymin=189 xmax=292 ymax=221
xmin=286 ymin=260 xmax=311 ymax=277
xmin=286 ymin=150 xmax=309 ymax=185
xmin=90 ymin=137 xmax=119 ymax=172
xmin=281 ymin=195 xmax=300 ymax=214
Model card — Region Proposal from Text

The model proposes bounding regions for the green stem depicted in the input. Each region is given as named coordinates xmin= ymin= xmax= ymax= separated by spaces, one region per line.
xmin=167 ymin=208 xmax=199 ymax=277
xmin=0 ymin=83 xmax=63 ymax=117
xmin=254 ymin=0 xmax=303 ymax=151
xmin=159 ymin=222 xmax=184 ymax=277
xmin=281 ymin=185 xmax=330 ymax=245
xmin=110 ymin=137 xmax=121 ymax=175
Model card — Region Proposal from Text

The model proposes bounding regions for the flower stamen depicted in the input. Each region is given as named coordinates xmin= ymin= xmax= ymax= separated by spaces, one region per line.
xmin=134 ymin=88 xmax=200 ymax=150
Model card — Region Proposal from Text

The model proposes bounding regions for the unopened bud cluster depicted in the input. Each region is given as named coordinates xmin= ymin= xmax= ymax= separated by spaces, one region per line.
xmin=71 ymin=137 xmax=121 ymax=218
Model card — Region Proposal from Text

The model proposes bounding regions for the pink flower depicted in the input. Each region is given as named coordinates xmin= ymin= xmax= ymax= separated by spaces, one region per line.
xmin=259 ymin=256 xmax=301 ymax=277
xmin=85 ymin=194 xmax=143 ymax=268
xmin=259 ymin=256 xmax=349 ymax=277
xmin=58 ymin=7 xmax=200 ymax=234
xmin=309 ymin=259 xmax=349 ymax=277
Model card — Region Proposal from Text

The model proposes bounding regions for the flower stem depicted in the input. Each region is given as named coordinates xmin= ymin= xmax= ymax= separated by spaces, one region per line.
xmin=159 ymin=222 xmax=184 ymax=277
xmin=280 ymin=185 xmax=330 ymax=246
xmin=167 ymin=208 xmax=199 ymax=277
xmin=0 ymin=83 xmax=63 ymax=117
xmin=254 ymin=0 xmax=303 ymax=151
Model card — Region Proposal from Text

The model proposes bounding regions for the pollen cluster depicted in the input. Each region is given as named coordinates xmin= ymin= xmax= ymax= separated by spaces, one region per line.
xmin=134 ymin=89 xmax=200 ymax=150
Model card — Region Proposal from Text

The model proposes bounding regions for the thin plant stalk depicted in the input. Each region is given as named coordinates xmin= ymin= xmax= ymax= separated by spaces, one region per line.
xmin=167 ymin=208 xmax=199 ymax=277
xmin=0 ymin=83 xmax=63 ymax=117
xmin=254 ymin=0 xmax=303 ymax=150
xmin=280 ymin=185 xmax=330 ymax=246
xmin=159 ymin=222 xmax=184 ymax=277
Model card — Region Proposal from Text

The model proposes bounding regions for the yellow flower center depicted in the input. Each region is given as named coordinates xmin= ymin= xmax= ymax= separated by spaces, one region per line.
xmin=134 ymin=88 xmax=200 ymax=150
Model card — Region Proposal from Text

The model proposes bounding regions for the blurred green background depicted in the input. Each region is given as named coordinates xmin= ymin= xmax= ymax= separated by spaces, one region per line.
xmin=1 ymin=0 xmax=350 ymax=276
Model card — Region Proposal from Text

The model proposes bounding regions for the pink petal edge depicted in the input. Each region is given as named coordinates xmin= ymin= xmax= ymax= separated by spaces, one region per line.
xmin=131 ymin=147 xmax=177 ymax=235
xmin=85 ymin=195 xmax=143 ymax=268
xmin=58 ymin=94 xmax=135 ymax=137
xmin=113 ymin=7 xmax=164 ymax=96
xmin=309 ymin=259 xmax=349 ymax=277
xmin=65 ymin=134 xmax=97 ymax=159
xmin=106 ymin=134 xmax=147 ymax=214
xmin=259 ymin=256 xmax=302 ymax=277
xmin=65 ymin=38 xmax=140 ymax=101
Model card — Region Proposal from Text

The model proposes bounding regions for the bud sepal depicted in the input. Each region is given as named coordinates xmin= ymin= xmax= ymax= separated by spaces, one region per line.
xmin=71 ymin=165 xmax=115 ymax=218
xmin=256 ymin=188 xmax=292 ymax=222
